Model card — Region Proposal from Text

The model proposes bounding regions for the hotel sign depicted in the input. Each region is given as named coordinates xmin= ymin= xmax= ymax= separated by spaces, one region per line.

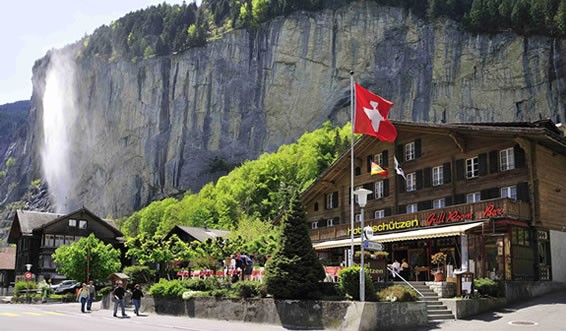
xmin=348 ymin=219 xmax=419 ymax=235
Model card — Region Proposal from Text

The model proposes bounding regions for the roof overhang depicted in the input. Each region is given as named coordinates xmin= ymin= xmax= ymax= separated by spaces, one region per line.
xmin=313 ymin=221 xmax=486 ymax=250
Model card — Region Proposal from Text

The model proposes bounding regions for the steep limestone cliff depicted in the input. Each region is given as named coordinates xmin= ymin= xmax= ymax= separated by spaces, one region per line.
xmin=17 ymin=2 xmax=566 ymax=218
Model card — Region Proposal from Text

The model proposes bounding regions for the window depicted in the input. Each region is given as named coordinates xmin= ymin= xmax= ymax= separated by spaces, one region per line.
xmin=65 ymin=235 xmax=74 ymax=245
xmin=466 ymin=157 xmax=479 ymax=179
xmin=313 ymin=202 xmax=319 ymax=212
xmin=374 ymin=210 xmax=385 ymax=219
xmin=500 ymin=148 xmax=515 ymax=171
xmin=355 ymin=214 xmax=361 ymax=222
xmin=43 ymin=234 xmax=54 ymax=247
xmin=501 ymin=186 xmax=517 ymax=200
xmin=466 ymin=192 xmax=481 ymax=203
xmin=326 ymin=219 xmax=334 ymax=227
xmin=374 ymin=181 xmax=384 ymax=199
xmin=68 ymin=219 xmax=77 ymax=227
xmin=406 ymin=172 xmax=417 ymax=192
xmin=374 ymin=152 xmax=384 ymax=166
xmin=405 ymin=142 xmax=415 ymax=161
xmin=407 ymin=203 xmax=418 ymax=213
xmin=432 ymin=166 xmax=444 ymax=186
xmin=79 ymin=220 xmax=87 ymax=229
xmin=433 ymin=198 xmax=445 ymax=209
xmin=325 ymin=192 xmax=338 ymax=209
xmin=55 ymin=235 xmax=65 ymax=247
xmin=311 ymin=222 xmax=318 ymax=230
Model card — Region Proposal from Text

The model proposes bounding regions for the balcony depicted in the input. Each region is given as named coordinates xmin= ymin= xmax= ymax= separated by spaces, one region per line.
xmin=309 ymin=198 xmax=531 ymax=242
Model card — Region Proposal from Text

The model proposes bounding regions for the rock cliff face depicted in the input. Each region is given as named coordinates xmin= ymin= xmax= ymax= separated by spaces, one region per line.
xmin=13 ymin=3 xmax=566 ymax=218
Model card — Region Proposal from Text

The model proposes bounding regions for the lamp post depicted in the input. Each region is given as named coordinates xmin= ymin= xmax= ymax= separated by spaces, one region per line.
xmin=353 ymin=187 xmax=371 ymax=302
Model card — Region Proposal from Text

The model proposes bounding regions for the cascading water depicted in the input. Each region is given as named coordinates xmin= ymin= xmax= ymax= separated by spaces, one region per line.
xmin=40 ymin=50 xmax=78 ymax=213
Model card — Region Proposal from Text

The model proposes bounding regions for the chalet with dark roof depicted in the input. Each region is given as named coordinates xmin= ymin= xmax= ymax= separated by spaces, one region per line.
xmin=165 ymin=225 xmax=230 ymax=243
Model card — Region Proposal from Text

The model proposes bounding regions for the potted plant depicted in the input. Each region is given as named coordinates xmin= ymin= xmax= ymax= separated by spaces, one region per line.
xmin=431 ymin=252 xmax=447 ymax=281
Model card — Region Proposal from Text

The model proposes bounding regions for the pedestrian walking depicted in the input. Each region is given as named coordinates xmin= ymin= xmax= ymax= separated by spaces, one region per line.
xmin=76 ymin=283 xmax=89 ymax=313
xmin=86 ymin=280 xmax=96 ymax=311
xmin=131 ymin=284 xmax=144 ymax=316
xmin=112 ymin=281 xmax=128 ymax=318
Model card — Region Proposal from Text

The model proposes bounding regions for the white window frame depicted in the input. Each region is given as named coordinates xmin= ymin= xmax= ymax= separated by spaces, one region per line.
xmin=407 ymin=203 xmax=418 ymax=213
xmin=405 ymin=142 xmax=416 ymax=161
xmin=374 ymin=181 xmax=384 ymax=199
xmin=501 ymin=186 xmax=517 ymax=200
xmin=374 ymin=210 xmax=385 ymax=219
xmin=432 ymin=166 xmax=444 ymax=186
xmin=311 ymin=222 xmax=318 ymax=229
xmin=325 ymin=193 xmax=336 ymax=209
xmin=374 ymin=152 xmax=384 ymax=166
xmin=466 ymin=157 xmax=479 ymax=179
xmin=355 ymin=214 xmax=361 ymax=222
xmin=78 ymin=220 xmax=87 ymax=229
xmin=433 ymin=198 xmax=445 ymax=209
xmin=406 ymin=172 xmax=417 ymax=192
xmin=326 ymin=218 xmax=334 ymax=227
xmin=466 ymin=192 xmax=481 ymax=203
xmin=68 ymin=219 xmax=77 ymax=227
xmin=500 ymin=148 xmax=515 ymax=171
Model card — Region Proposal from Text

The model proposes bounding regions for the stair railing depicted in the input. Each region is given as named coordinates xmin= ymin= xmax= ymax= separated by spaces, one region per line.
xmin=387 ymin=267 xmax=424 ymax=298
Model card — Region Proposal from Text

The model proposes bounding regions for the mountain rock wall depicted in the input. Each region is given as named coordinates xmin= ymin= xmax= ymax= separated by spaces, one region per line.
xmin=17 ymin=2 xmax=566 ymax=217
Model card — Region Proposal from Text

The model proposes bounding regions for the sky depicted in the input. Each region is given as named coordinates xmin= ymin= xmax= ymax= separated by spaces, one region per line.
xmin=0 ymin=0 xmax=198 ymax=106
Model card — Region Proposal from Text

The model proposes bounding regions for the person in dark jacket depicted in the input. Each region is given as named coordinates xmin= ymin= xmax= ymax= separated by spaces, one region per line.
xmin=112 ymin=281 xmax=128 ymax=318
xmin=131 ymin=284 xmax=144 ymax=316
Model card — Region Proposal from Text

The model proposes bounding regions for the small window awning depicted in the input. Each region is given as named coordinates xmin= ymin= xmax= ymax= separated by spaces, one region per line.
xmin=313 ymin=221 xmax=485 ymax=250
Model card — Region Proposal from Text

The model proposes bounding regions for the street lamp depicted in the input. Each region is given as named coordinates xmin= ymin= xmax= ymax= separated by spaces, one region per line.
xmin=353 ymin=187 xmax=372 ymax=302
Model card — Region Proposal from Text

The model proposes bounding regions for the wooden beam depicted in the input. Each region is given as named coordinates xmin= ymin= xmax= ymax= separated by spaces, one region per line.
xmin=449 ymin=131 xmax=466 ymax=153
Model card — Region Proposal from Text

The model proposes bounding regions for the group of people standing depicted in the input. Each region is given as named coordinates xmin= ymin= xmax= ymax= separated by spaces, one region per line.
xmin=76 ymin=280 xmax=96 ymax=313
xmin=226 ymin=252 xmax=254 ymax=282
xmin=390 ymin=258 xmax=410 ymax=280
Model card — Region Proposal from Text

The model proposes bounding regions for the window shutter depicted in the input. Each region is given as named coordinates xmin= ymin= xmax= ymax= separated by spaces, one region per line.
xmin=398 ymin=205 xmax=406 ymax=214
xmin=489 ymin=151 xmax=499 ymax=174
xmin=367 ymin=155 xmax=373 ymax=173
xmin=445 ymin=196 xmax=453 ymax=206
xmin=334 ymin=216 xmax=340 ymax=225
xmin=382 ymin=150 xmax=389 ymax=167
xmin=418 ymin=200 xmax=432 ymax=210
xmin=363 ymin=183 xmax=374 ymax=200
xmin=479 ymin=153 xmax=488 ymax=176
xmin=456 ymin=159 xmax=465 ymax=180
xmin=384 ymin=207 xmax=392 ymax=216
xmin=424 ymin=167 xmax=432 ymax=188
xmin=415 ymin=138 xmax=422 ymax=158
xmin=355 ymin=167 xmax=361 ymax=176
xmin=383 ymin=179 xmax=390 ymax=197
xmin=517 ymin=182 xmax=530 ymax=202
xmin=399 ymin=180 xmax=406 ymax=193
xmin=443 ymin=162 xmax=452 ymax=183
xmin=514 ymin=144 xmax=526 ymax=168
xmin=416 ymin=169 xmax=424 ymax=190
xmin=332 ymin=192 xmax=339 ymax=208
xmin=454 ymin=194 xmax=466 ymax=205
xmin=396 ymin=144 xmax=404 ymax=162
xmin=481 ymin=188 xmax=500 ymax=200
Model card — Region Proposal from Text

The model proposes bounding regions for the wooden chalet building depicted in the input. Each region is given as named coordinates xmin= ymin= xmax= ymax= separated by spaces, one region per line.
xmin=165 ymin=225 xmax=230 ymax=244
xmin=7 ymin=207 xmax=124 ymax=281
xmin=302 ymin=120 xmax=566 ymax=283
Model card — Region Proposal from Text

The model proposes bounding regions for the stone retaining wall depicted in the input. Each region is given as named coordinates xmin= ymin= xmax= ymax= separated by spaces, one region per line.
xmin=103 ymin=294 xmax=428 ymax=330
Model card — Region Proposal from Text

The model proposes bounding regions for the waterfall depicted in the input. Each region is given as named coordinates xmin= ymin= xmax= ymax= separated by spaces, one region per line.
xmin=40 ymin=50 xmax=78 ymax=213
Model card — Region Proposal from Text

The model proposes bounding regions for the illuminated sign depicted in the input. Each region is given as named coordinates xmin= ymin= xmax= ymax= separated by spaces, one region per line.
xmin=348 ymin=219 xmax=419 ymax=235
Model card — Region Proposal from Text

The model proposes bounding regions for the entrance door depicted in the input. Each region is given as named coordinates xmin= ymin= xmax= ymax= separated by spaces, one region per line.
xmin=408 ymin=248 xmax=426 ymax=281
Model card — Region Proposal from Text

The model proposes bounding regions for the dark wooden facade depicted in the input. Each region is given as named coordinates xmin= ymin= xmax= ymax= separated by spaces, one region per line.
xmin=302 ymin=120 xmax=566 ymax=281
xmin=7 ymin=207 xmax=124 ymax=280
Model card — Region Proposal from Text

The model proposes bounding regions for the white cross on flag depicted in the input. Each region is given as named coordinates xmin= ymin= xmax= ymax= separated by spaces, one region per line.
xmin=353 ymin=83 xmax=397 ymax=142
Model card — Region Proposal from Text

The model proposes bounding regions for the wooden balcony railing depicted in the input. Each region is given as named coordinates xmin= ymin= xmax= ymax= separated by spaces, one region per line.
xmin=309 ymin=198 xmax=531 ymax=242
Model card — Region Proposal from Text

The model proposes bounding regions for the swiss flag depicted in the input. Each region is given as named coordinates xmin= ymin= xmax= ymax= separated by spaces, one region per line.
xmin=354 ymin=83 xmax=397 ymax=142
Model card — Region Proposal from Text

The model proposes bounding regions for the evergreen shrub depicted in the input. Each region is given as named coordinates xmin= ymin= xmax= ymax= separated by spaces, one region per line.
xmin=338 ymin=266 xmax=376 ymax=301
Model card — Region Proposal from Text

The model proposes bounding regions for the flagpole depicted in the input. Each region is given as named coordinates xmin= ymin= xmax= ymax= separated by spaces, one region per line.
xmin=350 ymin=71 xmax=355 ymax=267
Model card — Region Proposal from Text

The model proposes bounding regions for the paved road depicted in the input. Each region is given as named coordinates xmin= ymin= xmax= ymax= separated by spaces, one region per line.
xmin=0 ymin=301 xmax=288 ymax=331
xmin=2 ymin=290 xmax=565 ymax=331
xmin=413 ymin=289 xmax=566 ymax=331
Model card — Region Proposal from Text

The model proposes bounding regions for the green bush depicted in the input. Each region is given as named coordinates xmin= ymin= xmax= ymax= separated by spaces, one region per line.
xmin=338 ymin=266 xmax=376 ymax=301
xmin=184 ymin=278 xmax=208 ymax=291
xmin=208 ymin=288 xmax=230 ymax=298
xmin=377 ymin=285 xmax=418 ymax=302
xmin=474 ymin=278 xmax=499 ymax=297
xmin=14 ymin=281 xmax=37 ymax=296
xmin=231 ymin=280 xmax=264 ymax=298
xmin=123 ymin=265 xmax=156 ymax=285
xmin=98 ymin=286 xmax=113 ymax=296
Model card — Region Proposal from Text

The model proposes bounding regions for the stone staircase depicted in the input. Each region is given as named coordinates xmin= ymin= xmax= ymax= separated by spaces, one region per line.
xmin=409 ymin=281 xmax=455 ymax=322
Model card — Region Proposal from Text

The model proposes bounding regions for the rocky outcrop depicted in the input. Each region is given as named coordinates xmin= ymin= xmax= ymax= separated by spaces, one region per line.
xmin=6 ymin=2 xmax=566 ymax=218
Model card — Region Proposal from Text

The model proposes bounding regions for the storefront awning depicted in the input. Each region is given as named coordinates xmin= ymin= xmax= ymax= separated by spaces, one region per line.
xmin=313 ymin=221 xmax=486 ymax=250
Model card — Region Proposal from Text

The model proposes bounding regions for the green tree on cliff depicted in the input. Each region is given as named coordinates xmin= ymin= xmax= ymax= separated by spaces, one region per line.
xmin=264 ymin=194 xmax=325 ymax=299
